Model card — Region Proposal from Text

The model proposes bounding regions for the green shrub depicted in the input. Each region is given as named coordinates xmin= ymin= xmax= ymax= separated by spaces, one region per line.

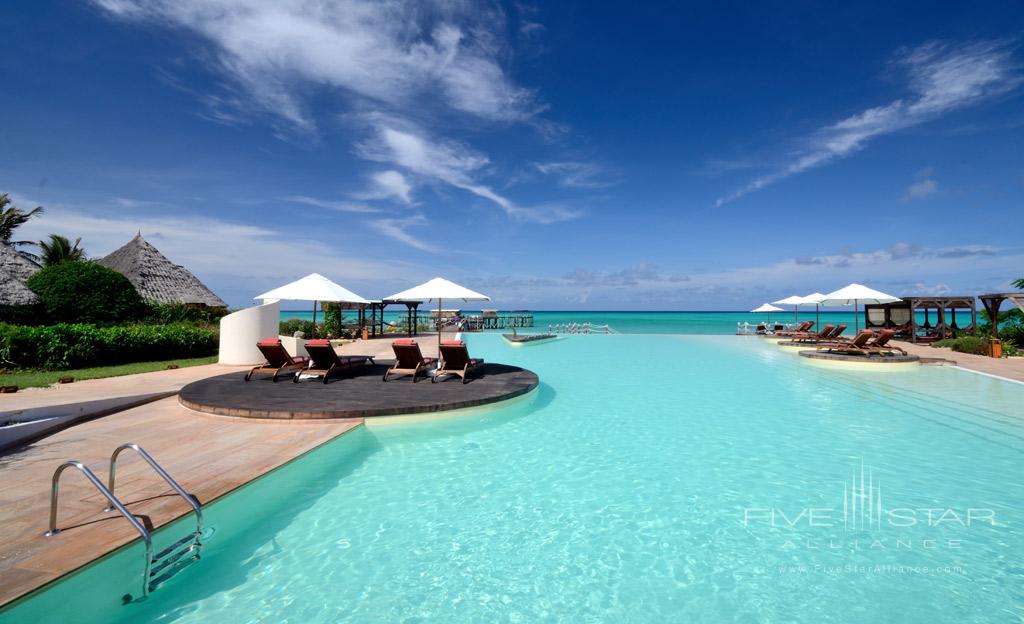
xmin=932 ymin=336 xmax=991 ymax=356
xmin=26 ymin=261 xmax=144 ymax=324
xmin=144 ymin=302 xmax=228 ymax=325
xmin=0 ymin=322 xmax=217 ymax=370
xmin=279 ymin=319 xmax=318 ymax=337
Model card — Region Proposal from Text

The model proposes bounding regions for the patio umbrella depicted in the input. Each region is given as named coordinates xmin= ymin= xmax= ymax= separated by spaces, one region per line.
xmin=818 ymin=283 xmax=900 ymax=332
xmin=773 ymin=295 xmax=805 ymax=322
xmin=751 ymin=303 xmax=784 ymax=325
xmin=798 ymin=292 xmax=828 ymax=332
xmin=256 ymin=273 xmax=371 ymax=338
xmin=385 ymin=277 xmax=490 ymax=352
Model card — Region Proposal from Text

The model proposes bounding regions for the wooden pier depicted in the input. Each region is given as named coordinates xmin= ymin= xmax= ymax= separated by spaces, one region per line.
xmin=462 ymin=312 xmax=534 ymax=331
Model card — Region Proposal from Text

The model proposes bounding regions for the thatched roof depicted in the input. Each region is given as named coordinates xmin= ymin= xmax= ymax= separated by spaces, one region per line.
xmin=98 ymin=234 xmax=226 ymax=307
xmin=0 ymin=245 xmax=40 ymax=306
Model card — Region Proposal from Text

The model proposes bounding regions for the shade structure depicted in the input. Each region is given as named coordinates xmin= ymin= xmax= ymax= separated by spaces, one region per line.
xmin=819 ymin=283 xmax=900 ymax=332
xmin=798 ymin=292 xmax=828 ymax=331
xmin=751 ymin=303 xmax=783 ymax=325
xmin=256 ymin=273 xmax=371 ymax=337
xmin=385 ymin=277 xmax=490 ymax=352
xmin=773 ymin=295 xmax=805 ymax=321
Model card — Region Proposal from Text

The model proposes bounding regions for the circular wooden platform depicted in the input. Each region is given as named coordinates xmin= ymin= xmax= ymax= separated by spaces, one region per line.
xmin=179 ymin=362 xmax=539 ymax=420
xmin=798 ymin=351 xmax=920 ymax=364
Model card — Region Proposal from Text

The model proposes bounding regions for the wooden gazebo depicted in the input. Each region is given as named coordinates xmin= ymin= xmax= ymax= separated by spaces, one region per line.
xmin=864 ymin=296 xmax=976 ymax=343
xmin=978 ymin=293 xmax=1024 ymax=338
xmin=365 ymin=299 xmax=422 ymax=337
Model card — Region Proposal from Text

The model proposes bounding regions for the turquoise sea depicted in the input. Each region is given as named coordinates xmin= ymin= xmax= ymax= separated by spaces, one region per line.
xmin=281 ymin=310 xmax=919 ymax=334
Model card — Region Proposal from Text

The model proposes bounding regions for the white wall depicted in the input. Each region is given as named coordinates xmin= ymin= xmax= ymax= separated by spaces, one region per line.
xmin=218 ymin=300 xmax=280 ymax=365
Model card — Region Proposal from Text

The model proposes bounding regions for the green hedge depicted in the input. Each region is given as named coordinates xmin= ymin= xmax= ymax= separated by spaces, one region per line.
xmin=0 ymin=323 xmax=218 ymax=370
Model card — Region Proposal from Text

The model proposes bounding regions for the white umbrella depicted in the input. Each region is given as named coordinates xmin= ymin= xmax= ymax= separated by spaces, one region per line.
xmin=751 ymin=303 xmax=784 ymax=325
xmin=773 ymin=295 xmax=805 ymax=322
xmin=257 ymin=273 xmax=371 ymax=337
xmin=798 ymin=292 xmax=828 ymax=332
xmin=818 ymin=283 xmax=900 ymax=332
xmin=385 ymin=277 xmax=490 ymax=351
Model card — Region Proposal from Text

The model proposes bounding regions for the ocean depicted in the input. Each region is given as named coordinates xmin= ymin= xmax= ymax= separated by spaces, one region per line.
xmin=278 ymin=310 xmax=930 ymax=334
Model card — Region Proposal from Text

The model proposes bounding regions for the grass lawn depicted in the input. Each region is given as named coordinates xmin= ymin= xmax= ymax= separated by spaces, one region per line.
xmin=0 ymin=356 xmax=218 ymax=389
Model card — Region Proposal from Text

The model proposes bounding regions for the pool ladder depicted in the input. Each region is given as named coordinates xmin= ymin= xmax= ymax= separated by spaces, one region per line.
xmin=44 ymin=443 xmax=204 ymax=600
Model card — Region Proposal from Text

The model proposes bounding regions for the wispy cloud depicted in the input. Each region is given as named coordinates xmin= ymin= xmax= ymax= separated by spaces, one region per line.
xmin=902 ymin=178 xmax=938 ymax=201
xmin=356 ymin=117 xmax=582 ymax=223
xmin=533 ymin=161 xmax=616 ymax=189
xmin=716 ymin=40 xmax=1020 ymax=206
xmin=352 ymin=170 xmax=414 ymax=205
xmin=282 ymin=195 xmax=380 ymax=213
xmin=92 ymin=0 xmax=537 ymax=130
xmin=367 ymin=215 xmax=436 ymax=252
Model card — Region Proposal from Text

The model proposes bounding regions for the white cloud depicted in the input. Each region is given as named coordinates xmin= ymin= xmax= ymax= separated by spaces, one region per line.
xmin=533 ymin=161 xmax=615 ymax=189
xmin=367 ymin=215 xmax=436 ymax=252
xmin=282 ymin=196 xmax=380 ymax=213
xmin=353 ymin=170 xmax=414 ymax=205
xmin=91 ymin=0 xmax=536 ymax=130
xmin=716 ymin=40 xmax=1020 ymax=206
xmin=356 ymin=118 xmax=582 ymax=223
xmin=902 ymin=178 xmax=938 ymax=201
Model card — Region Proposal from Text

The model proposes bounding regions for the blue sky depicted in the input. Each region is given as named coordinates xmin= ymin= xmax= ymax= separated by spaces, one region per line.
xmin=1 ymin=1 xmax=1022 ymax=309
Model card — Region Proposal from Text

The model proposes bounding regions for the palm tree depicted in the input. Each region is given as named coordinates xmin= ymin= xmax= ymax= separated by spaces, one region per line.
xmin=1014 ymin=278 xmax=1024 ymax=290
xmin=38 ymin=234 xmax=86 ymax=266
xmin=0 ymin=193 xmax=44 ymax=249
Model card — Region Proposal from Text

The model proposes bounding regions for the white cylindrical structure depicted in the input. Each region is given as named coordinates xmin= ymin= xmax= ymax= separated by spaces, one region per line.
xmin=218 ymin=300 xmax=280 ymax=365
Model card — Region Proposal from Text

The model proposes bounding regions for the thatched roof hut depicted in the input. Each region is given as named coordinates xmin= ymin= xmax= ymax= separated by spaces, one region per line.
xmin=0 ymin=244 xmax=41 ymax=306
xmin=98 ymin=234 xmax=226 ymax=307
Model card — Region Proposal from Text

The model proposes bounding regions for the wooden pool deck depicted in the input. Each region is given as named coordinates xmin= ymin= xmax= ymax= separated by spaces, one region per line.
xmin=0 ymin=396 xmax=362 ymax=607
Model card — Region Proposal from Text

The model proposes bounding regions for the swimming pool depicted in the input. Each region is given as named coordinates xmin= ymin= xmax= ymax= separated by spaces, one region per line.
xmin=5 ymin=334 xmax=1023 ymax=622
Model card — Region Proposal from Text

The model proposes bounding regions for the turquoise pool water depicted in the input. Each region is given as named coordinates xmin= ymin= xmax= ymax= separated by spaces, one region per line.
xmin=5 ymin=335 xmax=1023 ymax=622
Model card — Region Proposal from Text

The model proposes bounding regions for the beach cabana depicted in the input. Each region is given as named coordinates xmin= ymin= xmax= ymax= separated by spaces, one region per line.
xmin=98 ymin=234 xmax=226 ymax=308
xmin=819 ymin=284 xmax=900 ymax=332
xmin=864 ymin=296 xmax=977 ymax=343
xmin=385 ymin=277 xmax=490 ymax=351
xmin=257 ymin=273 xmax=370 ymax=338
xmin=978 ymin=292 xmax=1024 ymax=339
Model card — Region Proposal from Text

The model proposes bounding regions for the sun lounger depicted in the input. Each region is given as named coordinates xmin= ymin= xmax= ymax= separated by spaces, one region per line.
xmin=790 ymin=324 xmax=836 ymax=342
xmin=296 ymin=339 xmax=375 ymax=384
xmin=383 ymin=339 xmax=438 ymax=382
xmin=433 ymin=340 xmax=484 ymax=384
xmin=775 ymin=321 xmax=814 ymax=337
xmin=815 ymin=329 xmax=875 ymax=354
xmin=863 ymin=329 xmax=907 ymax=355
xmin=246 ymin=338 xmax=309 ymax=382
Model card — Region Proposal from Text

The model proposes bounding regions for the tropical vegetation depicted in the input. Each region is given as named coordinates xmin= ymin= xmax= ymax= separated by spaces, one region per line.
xmin=37 ymin=234 xmax=86 ymax=266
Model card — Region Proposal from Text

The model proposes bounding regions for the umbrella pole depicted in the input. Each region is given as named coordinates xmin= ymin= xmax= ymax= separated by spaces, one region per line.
xmin=437 ymin=298 xmax=443 ymax=360
xmin=854 ymin=299 xmax=859 ymax=332
xmin=816 ymin=304 xmax=820 ymax=331
xmin=312 ymin=301 xmax=317 ymax=338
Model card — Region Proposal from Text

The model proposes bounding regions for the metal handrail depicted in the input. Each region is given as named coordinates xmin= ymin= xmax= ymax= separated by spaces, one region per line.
xmin=106 ymin=443 xmax=203 ymax=537
xmin=44 ymin=461 xmax=153 ymax=597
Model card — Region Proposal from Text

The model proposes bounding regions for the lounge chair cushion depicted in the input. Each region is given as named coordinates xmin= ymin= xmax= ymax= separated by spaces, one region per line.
xmin=393 ymin=339 xmax=417 ymax=346
xmin=306 ymin=339 xmax=331 ymax=347
xmin=441 ymin=340 xmax=465 ymax=346
xmin=258 ymin=338 xmax=283 ymax=346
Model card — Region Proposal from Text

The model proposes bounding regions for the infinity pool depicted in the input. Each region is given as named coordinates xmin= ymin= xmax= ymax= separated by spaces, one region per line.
xmin=5 ymin=335 xmax=1023 ymax=622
